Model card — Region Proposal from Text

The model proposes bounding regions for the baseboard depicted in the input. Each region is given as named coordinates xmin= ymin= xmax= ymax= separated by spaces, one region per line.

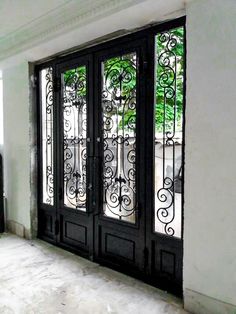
xmin=6 ymin=220 xmax=31 ymax=240
xmin=184 ymin=288 xmax=236 ymax=314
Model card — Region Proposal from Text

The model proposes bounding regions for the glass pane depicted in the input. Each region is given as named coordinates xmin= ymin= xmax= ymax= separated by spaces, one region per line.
xmin=155 ymin=27 xmax=184 ymax=238
xmin=102 ymin=53 xmax=137 ymax=223
xmin=40 ymin=67 xmax=54 ymax=205
xmin=62 ymin=66 xmax=87 ymax=210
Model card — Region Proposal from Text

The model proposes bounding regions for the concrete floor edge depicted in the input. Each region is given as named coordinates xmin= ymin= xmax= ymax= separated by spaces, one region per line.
xmin=0 ymin=233 xmax=189 ymax=314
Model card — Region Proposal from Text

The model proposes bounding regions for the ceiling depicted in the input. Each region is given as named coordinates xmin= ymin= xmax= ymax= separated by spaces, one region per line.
xmin=0 ymin=0 xmax=70 ymax=39
xmin=0 ymin=0 xmax=148 ymax=61
xmin=0 ymin=0 xmax=187 ymax=65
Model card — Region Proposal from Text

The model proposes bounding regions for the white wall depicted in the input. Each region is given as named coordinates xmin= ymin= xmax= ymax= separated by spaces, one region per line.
xmin=3 ymin=62 xmax=31 ymax=235
xmin=0 ymin=0 xmax=184 ymax=234
xmin=0 ymin=0 xmax=185 ymax=69
xmin=1 ymin=0 xmax=236 ymax=312
xmin=184 ymin=0 xmax=236 ymax=312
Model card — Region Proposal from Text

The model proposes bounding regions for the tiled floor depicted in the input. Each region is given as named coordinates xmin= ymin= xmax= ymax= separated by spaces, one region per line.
xmin=0 ymin=233 xmax=188 ymax=314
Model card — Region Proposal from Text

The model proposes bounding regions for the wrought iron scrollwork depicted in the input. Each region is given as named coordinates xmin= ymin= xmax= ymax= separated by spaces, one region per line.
xmin=155 ymin=28 xmax=184 ymax=237
xmin=102 ymin=53 xmax=137 ymax=222
xmin=42 ymin=67 xmax=54 ymax=205
xmin=63 ymin=66 xmax=87 ymax=210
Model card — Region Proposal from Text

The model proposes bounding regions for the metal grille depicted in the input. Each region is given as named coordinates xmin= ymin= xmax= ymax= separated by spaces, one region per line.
xmin=40 ymin=67 xmax=54 ymax=205
xmin=155 ymin=27 xmax=184 ymax=238
xmin=62 ymin=66 xmax=87 ymax=210
xmin=102 ymin=53 xmax=137 ymax=223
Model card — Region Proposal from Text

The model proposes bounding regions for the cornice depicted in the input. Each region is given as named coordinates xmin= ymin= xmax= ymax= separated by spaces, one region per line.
xmin=0 ymin=0 xmax=145 ymax=61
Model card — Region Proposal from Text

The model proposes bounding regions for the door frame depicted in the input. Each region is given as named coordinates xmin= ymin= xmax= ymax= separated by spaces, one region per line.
xmin=35 ymin=16 xmax=186 ymax=297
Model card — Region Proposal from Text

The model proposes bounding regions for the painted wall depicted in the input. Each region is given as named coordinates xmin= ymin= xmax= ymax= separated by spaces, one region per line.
xmin=1 ymin=0 xmax=236 ymax=312
xmin=0 ymin=0 xmax=185 ymax=67
xmin=0 ymin=0 xmax=184 ymax=236
xmin=3 ymin=62 xmax=31 ymax=236
xmin=184 ymin=0 xmax=236 ymax=312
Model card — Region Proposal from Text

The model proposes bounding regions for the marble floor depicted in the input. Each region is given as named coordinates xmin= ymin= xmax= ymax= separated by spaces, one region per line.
xmin=0 ymin=233 xmax=188 ymax=314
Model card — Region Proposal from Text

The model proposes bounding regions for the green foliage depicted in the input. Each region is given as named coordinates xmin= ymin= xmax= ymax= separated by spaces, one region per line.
xmin=64 ymin=66 xmax=86 ymax=97
xmin=103 ymin=27 xmax=184 ymax=132
xmin=63 ymin=27 xmax=184 ymax=132
xmin=156 ymin=27 xmax=184 ymax=132
xmin=103 ymin=53 xmax=137 ymax=130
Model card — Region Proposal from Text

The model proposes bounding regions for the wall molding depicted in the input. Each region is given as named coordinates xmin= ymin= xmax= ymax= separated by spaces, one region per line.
xmin=184 ymin=288 xmax=236 ymax=314
xmin=0 ymin=0 xmax=145 ymax=61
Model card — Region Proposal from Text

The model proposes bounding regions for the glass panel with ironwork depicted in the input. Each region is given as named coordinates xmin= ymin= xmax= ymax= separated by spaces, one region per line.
xmin=40 ymin=67 xmax=54 ymax=205
xmin=62 ymin=66 xmax=87 ymax=210
xmin=155 ymin=27 xmax=184 ymax=238
xmin=102 ymin=53 xmax=137 ymax=223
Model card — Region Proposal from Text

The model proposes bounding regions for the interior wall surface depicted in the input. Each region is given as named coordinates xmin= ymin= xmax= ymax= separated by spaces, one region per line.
xmin=1 ymin=0 xmax=236 ymax=313
xmin=0 ymin=0 xmax=185 ymax=68
xmin=2 ymin=61 xmax=31 ymax=238
xmin=184 ymin=0 xmax=236 ymax=313
xmin=0 ymin=0 xmax=185 ymax=238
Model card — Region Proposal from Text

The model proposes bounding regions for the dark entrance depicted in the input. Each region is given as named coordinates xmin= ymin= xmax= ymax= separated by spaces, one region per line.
xmin=37 ymin=17 xmax=185 ymax=296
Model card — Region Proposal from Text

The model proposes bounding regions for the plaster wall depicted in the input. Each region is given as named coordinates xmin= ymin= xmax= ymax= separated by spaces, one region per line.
xmin=1 ymin=0 xmax=236 ymax=312
xmin=2 ymin=62 xmax=31 ymax=236
xmin=184 ymin=0 xmax=236 ymax=312
xmin=1 ymin=0 xmax=184 ymax=238
xmin=0 ymin=0 xmax=185 ymax=69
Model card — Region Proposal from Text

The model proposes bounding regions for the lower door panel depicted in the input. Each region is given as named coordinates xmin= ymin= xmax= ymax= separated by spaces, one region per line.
xmin=58 ymin=209 xmax=92 ymax=256
xmin=38 ymin=206 xmax=56 ymax=242
xmin=95 ymin=219 xmax=145 ymax=273
xmin=149 ymin=236 xmax=183 ymax=296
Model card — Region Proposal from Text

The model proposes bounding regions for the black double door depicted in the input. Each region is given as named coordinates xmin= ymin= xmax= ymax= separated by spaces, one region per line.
xmin=38 ymin=18 xmax=185 ymax=296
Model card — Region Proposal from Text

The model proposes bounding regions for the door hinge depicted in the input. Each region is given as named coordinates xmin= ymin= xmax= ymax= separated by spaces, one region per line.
xmin=55 ymin=219 xmax=60 ymax=236
xmin=54 ymin=76 xmax=61 ymax=92
xmin=143 ymin=247 xmax=149 ymax=269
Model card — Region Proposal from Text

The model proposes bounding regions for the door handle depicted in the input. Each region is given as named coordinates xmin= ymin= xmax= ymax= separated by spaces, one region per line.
xmin=87 ymin=156 xmax=101 ymax=215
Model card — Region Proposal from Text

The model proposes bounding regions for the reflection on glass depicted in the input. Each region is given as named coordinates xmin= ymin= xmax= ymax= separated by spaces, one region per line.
xmin=155 ymin=27 xmax=184 ymax=238
xmin=102 ymin=53 xmax=137 ymax=223
xmin=40 ymin=68 xmax=54 ymax=205
xmin=62 ymin=66 xmax=87 ymax=210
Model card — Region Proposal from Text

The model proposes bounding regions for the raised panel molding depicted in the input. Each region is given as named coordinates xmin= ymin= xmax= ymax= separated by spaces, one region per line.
xmin=0 ymin=0 xmax=145 ymax=61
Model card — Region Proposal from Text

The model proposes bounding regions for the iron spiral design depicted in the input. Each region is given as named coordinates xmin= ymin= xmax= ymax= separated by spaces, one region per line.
xmin=63 ymin=66 xmax=87 ymax=209
xmin=44 ymin=67 xmax=54 ymax=205
xmin=156 ymin=29 xmax=183 ymax=237
xmin=102 ymin=54 xmax=137 ymax=221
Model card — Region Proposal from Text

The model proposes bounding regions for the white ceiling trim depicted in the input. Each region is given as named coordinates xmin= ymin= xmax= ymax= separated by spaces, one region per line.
xmin=0 ymin=0 xmax=145 ymax=61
